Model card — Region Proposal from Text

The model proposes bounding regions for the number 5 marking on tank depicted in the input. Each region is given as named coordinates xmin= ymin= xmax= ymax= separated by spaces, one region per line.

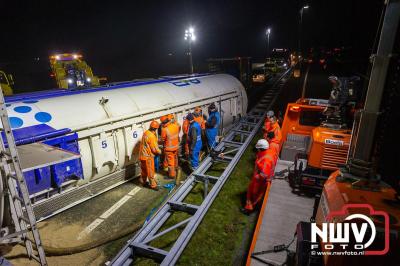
xmin=101 ymin=140 xmax=107 ymax=149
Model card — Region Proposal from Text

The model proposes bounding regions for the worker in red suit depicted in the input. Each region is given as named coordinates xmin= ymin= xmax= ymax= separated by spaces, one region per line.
xmin=241 ymin=139 xmax=275 ymax=214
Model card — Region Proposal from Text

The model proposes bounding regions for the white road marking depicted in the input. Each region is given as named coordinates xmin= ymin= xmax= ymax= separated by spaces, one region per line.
xmin=77 ymin=186 xmax=141 ymax=240
xmin=100 ymin=195 xmax=131 ymax=219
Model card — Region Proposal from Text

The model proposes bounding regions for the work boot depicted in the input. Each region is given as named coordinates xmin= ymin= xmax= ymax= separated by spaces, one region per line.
xmin=148 ymin=178 xmax=159 ymax=191
xmin=240 ymin=207 xmax=252 ymax=216
xmin=141 ymin=181 xmax=150 ymax=188
xmin=146 ymin=182 xmax=159 ymax=191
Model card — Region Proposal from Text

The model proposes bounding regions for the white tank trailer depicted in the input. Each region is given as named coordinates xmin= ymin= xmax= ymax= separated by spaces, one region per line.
xmin=0 ymin=73 xmax=248 ymax=220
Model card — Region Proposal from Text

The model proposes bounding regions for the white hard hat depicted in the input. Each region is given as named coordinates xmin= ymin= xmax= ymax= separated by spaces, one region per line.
xmin=267 ymin=110 xmax=274 ymax=118
xmin=255 ymin=139 xmax=269 ymax=150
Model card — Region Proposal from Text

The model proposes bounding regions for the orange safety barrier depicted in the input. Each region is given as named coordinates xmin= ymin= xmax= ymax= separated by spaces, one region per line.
xmin=245 ymin=182 xmax=272 ymax=266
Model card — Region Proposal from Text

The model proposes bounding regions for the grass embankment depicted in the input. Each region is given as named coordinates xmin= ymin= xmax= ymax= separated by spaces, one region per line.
xmin=134 ymin=134 xmax=261 ymax=265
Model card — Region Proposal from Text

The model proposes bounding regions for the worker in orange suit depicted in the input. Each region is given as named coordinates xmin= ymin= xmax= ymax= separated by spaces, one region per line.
xmin=265 ymin=116 xmax=282 ymax=149
xmin=262 ymin=110 xmax=275 ymax=139
xmin=161 ymin=114 xmax=180 ymax=179
xmin=266 ymin=131 xmax=281 ymax=159
xmin=159 ymin=115 xmax=169 ymax=170
xmin=241 ymin=139 xmax=275 ymax=215
xmin=139 ymin=121 xmax=162 ymax=190
xmin=168 ymin=113 xmax=181 ymax=133
xmin=193 ymin=107 xmax=206 ymax=130
xmin=181 ymin=113 xmax=191 ymax=158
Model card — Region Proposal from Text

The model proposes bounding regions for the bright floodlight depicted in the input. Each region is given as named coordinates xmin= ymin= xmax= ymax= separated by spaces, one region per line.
xmin=267 ymin=28 xmax=271 ymax=35
xmin=303 ymin=5 xmax=309 ymax=9
xmin=185 ymin=27 xmax=196 ymax=42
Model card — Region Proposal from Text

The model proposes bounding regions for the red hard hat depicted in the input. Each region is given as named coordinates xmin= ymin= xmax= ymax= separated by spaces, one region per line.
xmin=160 ymin=115 xmax=168 ymax=123
xmin=150 ymin=120 xmax=160 ymax=129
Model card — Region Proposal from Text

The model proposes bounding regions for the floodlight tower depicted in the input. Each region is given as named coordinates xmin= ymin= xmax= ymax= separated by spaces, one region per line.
xmin=184 ymin=27 xmax=196 ymax=74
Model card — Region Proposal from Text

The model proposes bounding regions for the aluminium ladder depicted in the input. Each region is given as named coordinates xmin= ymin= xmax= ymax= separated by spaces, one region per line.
xmin=109 ymin=69 xmax=291 ymax=266
xmin=0 ymin=86 xmax=47 ymax=265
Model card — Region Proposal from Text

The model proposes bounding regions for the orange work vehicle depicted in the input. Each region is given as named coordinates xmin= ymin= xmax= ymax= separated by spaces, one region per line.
xmin=280 ymin=96 xmax=353 ymax=193
xmin=312 ymin=170 xmax=400 ymax=266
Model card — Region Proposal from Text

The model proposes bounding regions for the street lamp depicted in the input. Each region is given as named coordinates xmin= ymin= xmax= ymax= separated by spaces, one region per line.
xmin=184 ymin=27 xmax=196 ymax=74
xmin=266 ymin=27 xmax=271 ymax=57
xmin=298 ymin=5 xmax=310 ymax=56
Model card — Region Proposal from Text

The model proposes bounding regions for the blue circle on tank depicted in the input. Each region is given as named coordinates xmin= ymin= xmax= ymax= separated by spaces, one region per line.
xmin=23 ymin=100 xmax=38 ymax=104
xmin=35 ymin=112 xmax=52 ymax=123
xmin=14 ymin=106 xmax=32 ymax=113
xmin=9 ymin=117 xmax=23 ymax=128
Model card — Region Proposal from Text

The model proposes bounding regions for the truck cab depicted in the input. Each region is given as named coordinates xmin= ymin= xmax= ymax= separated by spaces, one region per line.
xmin=50 ymin=53 xmax=100 ymax=89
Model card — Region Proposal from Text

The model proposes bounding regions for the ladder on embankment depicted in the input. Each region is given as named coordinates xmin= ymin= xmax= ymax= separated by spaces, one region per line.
xmin=0 ymin=86 xmax=48 ymax=265
xmin=109 ymin=69 xmax=292 ymax=266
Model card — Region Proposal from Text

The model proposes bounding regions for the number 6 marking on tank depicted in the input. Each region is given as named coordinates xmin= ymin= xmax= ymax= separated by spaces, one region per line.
xmin=101 ymin=140 xmax=107 ymax=149
xmin=133 ymin=131 xmax=138 ymax=138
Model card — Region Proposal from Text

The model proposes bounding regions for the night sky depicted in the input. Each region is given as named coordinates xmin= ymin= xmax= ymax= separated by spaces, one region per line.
xmin=0 ymin=0 xmax=384 ymax=91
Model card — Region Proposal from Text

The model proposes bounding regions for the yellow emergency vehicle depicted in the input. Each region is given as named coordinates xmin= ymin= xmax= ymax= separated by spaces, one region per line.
xmin=50 ymin=53 xmax=100 ymax=89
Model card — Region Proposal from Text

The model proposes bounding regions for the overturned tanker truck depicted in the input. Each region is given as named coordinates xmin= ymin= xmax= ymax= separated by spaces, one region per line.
xmin=0 ymin=73 xmax=248 ymax=221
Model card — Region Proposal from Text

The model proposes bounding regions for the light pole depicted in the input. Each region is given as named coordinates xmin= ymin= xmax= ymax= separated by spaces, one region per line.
xmin=184 ymin=27 xmax=196 ymax=74
xmin=298 ymin=5 xmax=309 ymax=56
xmin=266 ymin=27 xmax=271 ymax=57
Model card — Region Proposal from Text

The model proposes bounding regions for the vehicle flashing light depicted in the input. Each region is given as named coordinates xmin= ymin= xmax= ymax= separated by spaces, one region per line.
xmin=67 ymin=78 xmax=73 ymax=84
xmin=290 ymin=106 xmax=301 ymax=112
